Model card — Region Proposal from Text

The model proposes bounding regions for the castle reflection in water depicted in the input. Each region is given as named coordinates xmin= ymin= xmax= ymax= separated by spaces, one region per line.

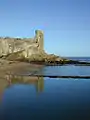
xmin=6 ymin=74 xmax=44 ymax=93
xmin=0 ymin=74 xmax=44 ymax=102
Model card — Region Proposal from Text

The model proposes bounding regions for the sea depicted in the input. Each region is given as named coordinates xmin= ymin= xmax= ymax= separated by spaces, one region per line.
xmin=1 ymin=57 xmax=90 ymax=120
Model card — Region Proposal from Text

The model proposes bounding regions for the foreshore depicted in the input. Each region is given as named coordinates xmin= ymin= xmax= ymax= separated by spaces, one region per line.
xmin=0 ymin=58 xmax=90 ymax=76
xmin=0 ymin=59 xmax=43 ymax=77
xmin=0 ymin=57 xmax=90 ymax=101
xmin=0 ymin=59 xmax=44 ymax=101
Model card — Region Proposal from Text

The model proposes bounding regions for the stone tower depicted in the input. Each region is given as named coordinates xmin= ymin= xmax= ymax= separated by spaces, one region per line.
xmin=35 ymin=30 xmax=44 ymax=53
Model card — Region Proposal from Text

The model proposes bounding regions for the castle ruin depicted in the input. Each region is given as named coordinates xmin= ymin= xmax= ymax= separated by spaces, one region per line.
xmin=0 ymin=30 xmax=44 ymax=58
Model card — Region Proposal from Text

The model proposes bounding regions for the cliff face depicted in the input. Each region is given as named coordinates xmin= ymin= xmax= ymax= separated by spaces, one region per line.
xmin=0 ymin=30 xmax=44 ymax=59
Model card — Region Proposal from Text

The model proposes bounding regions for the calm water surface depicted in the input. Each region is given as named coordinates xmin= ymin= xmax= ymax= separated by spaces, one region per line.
xmin=35 ymin=65 xmax=90 ymax=76
xmin=1 ymin=58 xmax=90 ymax=120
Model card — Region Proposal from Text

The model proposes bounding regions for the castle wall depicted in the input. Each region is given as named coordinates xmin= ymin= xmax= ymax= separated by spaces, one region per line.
xmin=35 ymin=30 xmax=44 ymax=52
xmin=0 ymin=30 xmax=44 ymax=58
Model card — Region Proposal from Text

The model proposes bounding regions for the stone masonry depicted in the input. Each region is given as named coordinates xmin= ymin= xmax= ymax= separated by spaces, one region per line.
xmin=0 ymin=30 xmax=44 ymax=58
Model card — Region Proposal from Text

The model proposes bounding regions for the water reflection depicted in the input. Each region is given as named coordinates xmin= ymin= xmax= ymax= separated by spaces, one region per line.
xmin=1 ymin=75 xmax=90 ymax=120
xmin=6 ymin=74 xmax=44 ymax=93
xmin=0 ymin=74 xmax=44 ymax=102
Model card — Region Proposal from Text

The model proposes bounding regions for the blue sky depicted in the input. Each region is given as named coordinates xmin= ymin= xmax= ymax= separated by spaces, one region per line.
xmin=0 ymin=0 xmax=90 ymax=56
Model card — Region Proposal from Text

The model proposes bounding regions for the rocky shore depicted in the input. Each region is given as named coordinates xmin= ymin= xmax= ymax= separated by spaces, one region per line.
xmin=0 ymin=30 xmax=90 ymax=102
xmin=0 ymin=29 xmax=90 ymax=80
xmin=0 ymin=29 xmax=89 ymax=67
xmin=0 ymin=54 xmax=90 ymax=77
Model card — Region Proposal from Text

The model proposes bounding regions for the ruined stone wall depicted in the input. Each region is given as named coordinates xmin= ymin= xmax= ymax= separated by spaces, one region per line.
xmin=35 ymin=30 xmax=44 ymax=52
xmin=0 ymin=30 xmax=44 ymax=58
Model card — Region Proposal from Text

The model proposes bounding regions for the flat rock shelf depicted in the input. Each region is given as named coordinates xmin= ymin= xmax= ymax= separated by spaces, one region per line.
xmin=6 ymin=73 xmax=90 ymax=79
xmin=21 ymin=75 xmax=90 ymax=79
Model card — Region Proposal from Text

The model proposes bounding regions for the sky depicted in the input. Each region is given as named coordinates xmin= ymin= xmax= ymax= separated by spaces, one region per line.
xmin=0 ymin=0 xmax=90 ymax=57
